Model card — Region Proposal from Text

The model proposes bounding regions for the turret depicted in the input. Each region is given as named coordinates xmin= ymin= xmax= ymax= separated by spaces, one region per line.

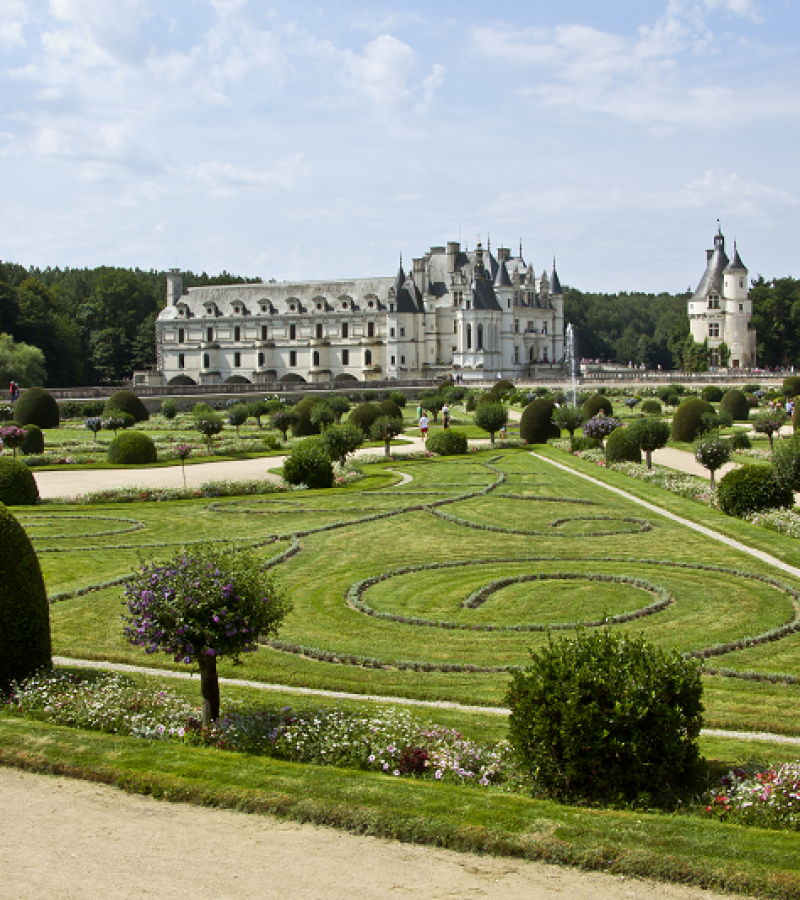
xmin=724 ymin=241 xmax=748 ymax=302
xmin=166 ymin=269 xmax=183 ymax=307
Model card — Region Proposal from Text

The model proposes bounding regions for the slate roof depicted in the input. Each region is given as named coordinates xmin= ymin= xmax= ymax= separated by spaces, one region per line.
xmin=693 ymin=231 xmax=730 ymax=300
xmin=725 ymin=242 xmax=746 ymax=272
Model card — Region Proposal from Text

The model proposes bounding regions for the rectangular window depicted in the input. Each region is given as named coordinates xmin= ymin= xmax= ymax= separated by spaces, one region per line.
xmin=739 ymin=303 xmax=744 ymax=312
xmin=178 ymin=328 xmax=185 ymax=343
xmin=289 ymin=324 xmax=296 ymax=340
xmin=178 ymin=353 xmax=185 ymax=369
xmin=514 ymin=319 xmax=520 ymax=333
xmin=390 ymin=327 xmax=395 ymax=337
xmin=261 ymin=325 xmax=268 ymax=340
xmin=709 ymin=323 xmax=720 ymax=338
xmin=316 ymin=323 xmax=323 ymax=339
xmin=342 ymin=323 xmax=348 ymax=339
xmin=400 ymin=327 xmax=405 ymax=337
xmin=342 ymin=349 xmax=349 ymax=365
xmin=206 ymin=326 xmax=214 ymax=342
xmin=289 ymin=350 xmax=297 ymax=366
xmin=514 ymin=346 xmax=520 ymax=364
xmin=400 ymin=355 xmax=405 ymax=365
xmin=367 ymin=322 xmax=375 ymax=338
xmin=234 ymin=352 xmax=241 ymax=367
xmin=234 ymin=326 xmax=241 ymax=342
xmin=390 ymin=355 xmax=396 ymax=365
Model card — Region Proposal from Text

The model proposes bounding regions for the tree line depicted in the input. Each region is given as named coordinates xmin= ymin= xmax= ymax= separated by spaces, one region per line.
xmin=0 ymin=259 xmax=797 ymax=386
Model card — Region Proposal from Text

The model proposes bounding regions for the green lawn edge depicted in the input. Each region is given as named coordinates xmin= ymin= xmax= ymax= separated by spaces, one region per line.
xmin=2 ymin=718 xmax=800 ymax=899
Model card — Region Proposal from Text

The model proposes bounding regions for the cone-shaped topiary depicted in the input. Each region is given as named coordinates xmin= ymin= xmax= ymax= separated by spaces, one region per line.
xmin=107 ymin=431 xmax=157 ymax=464
xmin=0 ymin=458 xmax=39 ymax=505
xmin=103 ymin=390 xmax=149 ymax=423
xmin=0 ymin=502 xmax=51 ymax=692
xmin=20 ymin=424 xmax=44 ymax=455
xmin=14 ymin=387 xmax=59 ymax=430
xmin=605 ymin=426 xmax=642 ymax=464
xmin=720 ymin=389 xmax=750 ymax=422
xmin=519 ymin=398 xmax=559 ymax=444
xmin=671 ymin=397 xmax=714 ymax=442
xmin=581 ymin=393 xmax=613 ymax=419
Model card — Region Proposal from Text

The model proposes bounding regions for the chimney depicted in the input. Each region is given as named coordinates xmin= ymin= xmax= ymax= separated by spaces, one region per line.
xmin=412 ymin=257 xmax=426 ymax=294
xmin=166 ymin=268 xmax=183 ymax=307
xmin=446 ymin=241 xmax=460 ymax=274
xmin=497 ymin=247 xmax=511 ymax=262
xmin=706 ymin=249 xmax=714 ymax=262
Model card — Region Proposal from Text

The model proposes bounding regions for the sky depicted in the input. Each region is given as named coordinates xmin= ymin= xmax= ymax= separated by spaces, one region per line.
xmin=0 ymin=0 xmax=798 ymax=293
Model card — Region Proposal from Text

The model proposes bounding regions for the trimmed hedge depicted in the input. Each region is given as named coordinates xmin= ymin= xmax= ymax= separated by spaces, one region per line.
xmin=581 ymin=393 xmax=613 ymax=419
xmin=20 ymin=424 xmax=44 ymax=456
xmin=377 ymin=399 xmax=403 ymax=421
xmin=426 ymin=430 xmax=468 ymax=456
xmin=701 ymin=385 xmax=724 ymax=403
xmin=14 ymin=387 xmax=59 ymax=430
xmin=670 ymin=397 xmax=714 ymax=442
xmin=0 ymin=458 xmax=39 ymax=506
xmin=720 ymin=389 xmax=750 ymax=422
xmin=104 ymin=390 xmax=149 ymax=423
xmin=783 ymin=376 xmax=800 ymax=398
xmin=604 ymin=427 xmax=642 ymax=464
xmin=348 ymin=402 xmax=383 ymax=435
xmin=640 ymin=399 xmax=662 ymax=415
xmin=282 ymin=437 xmax=334 ymax=489
xmin=0 ymin=502 xmax=51 ymax=692
xmin=519 ymin=398 xmax=559 ymax=444
xmin=106 ymin=432 xmax=158 ymax=465
xmin=717 ymin=465 xmax=794 ymax=518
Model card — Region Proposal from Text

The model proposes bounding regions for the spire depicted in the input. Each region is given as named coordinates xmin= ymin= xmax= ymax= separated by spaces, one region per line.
xmin=494 ymin=257 xmax=512 ymax=288
xmin=519 ymin=239 xmax=523 ymax=260
xmin=550 ymin=256 xmax=562 ymax=295
xmin=394 ymin=254 xmax=406 ymax=293
xmin=725 ymin=240 xmax=746 ymax=272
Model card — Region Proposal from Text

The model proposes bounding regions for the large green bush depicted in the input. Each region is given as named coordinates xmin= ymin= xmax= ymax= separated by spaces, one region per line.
xmin=717 ymin=465 xmax=794 ymax=518
xmin=701 ymin=385 xmax=725 ymax=403
xmin=782 ymin=376 xmax=800 ymax=398
xmin=426 ymin=430 xmax=468 ymax=456
xmin=20 ymin=424 xmax=44 ymax=455
xmin=581 ymin=393 xmax=613 ymax=419
xmin=0 ymin=458 xmax=39 ymax=506
xmin=519 ymin=398 xmax=559 ymax=444
xmin=292 ymin=397 xmax=324 ymax=437
xmin=14 ymin=387 xmax=59 ymax=429
xmin=604 ymin=426 xmax=642 ymax=464
xmin=720 ymin=389 xmax=750 ymax=422
xmin=348 ymin=402 xmax=382 ymax=435
xmin=671 ymin=397 xmax=714 ymax=442
xmin=490 ymin=379 xmax=514 ymax=397
xmin=107 ymin=432 xmax=158 ymax=465
xmin=773 ymin=436 xmax=800 ymax=492
xmin=640 ymin=399 xmax=662 ymax=415
xmin=282 ymin=437 xmax=334 ymax=489
xmin=377 ymin=399 xmax=403 ymax=421
xmin=104 ymin=390 xmax=149 ymax=423
xmin=0 ymin=502 xmax=51 ymax=692
xmin=506 ymin=629 xmax=704 ymax=805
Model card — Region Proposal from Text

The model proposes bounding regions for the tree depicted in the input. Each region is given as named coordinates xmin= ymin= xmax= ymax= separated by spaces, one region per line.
xmin=310 ymin=402 xmax=335 ymax=432
xmin=628 ymin=417 xmax=671 ymax=469
xmin=474 ymin=402 xmax=508 ymax=445
xmin=248 ymin=398 xmax=277 ymax=429
xmin=228 ymin=404 xmax=249 ymax=437
xmin=582 ymin=413 xmax=621 ymax=449
xmin=0 ymin=426 xmax=27 ymax=457
xmin=0 ymin=334 xmax=46 ymax=387
xmin=717 ymin=342 xmax=731 ymax=368
xmin=271 ymin=409 xmax=298 ymax=441
xmin=320 ymin=423 xmax=363 ymax=466
xmin=695 ymin=437 xmax=732 ymax=487
xmin=552 ymin=404 xmax=583 ymax=450
xmin=419 ymin=392 xmax=445 ymax=422
xmin=370 ymin=415 xmax=405 ymax=457
xmin=681 ymin=336 xmax=710 ymax=373
xmin=122 ymin=544 xmax=289 ymax=725
xmin=752 ymin=407 xmax=789 ymax=452
xmin=195 ymin=410 xmax=224 ymax=449
xmin=327 ymin=394 xmax=351 ymax=423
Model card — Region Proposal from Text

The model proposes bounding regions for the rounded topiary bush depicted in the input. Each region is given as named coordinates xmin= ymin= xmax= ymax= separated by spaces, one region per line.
xmin=349 ymin=402 xmax=382 ymax=435
xmin=20 ymin=424 xmax=44 ymax=456
xmin=388 ymin=391 xmax=407 ymax=408
xmin=426 ymin=430 xmax=468 ymax=456
xmin=377 ymin=399 xmax=403 ymax=421
xmin=701 ymin=385 xmax=725 ymax=403
xmin=671 ymin=397 xmax=714 ymax=442
xmin=720 ymin=389 xmax=750 ymax=422
xmin=717 ymin=465 xmax=794 ymax=518
xmin=490 ymin=379 xmax=514 ymax=397
xmin=783 ymin=376 xmax=800 ymax=398
xmin=0 ymin=502 xmax=51 ymax=693
xmin=292 ymin=396 xmax=323 ymax=437
xmin=604 ymin=426 xmax=642 ymax=464
xmin=581 ymin=393 xmax=613 ymax=419
xmin=14 ymin=387 xmax=59 ymax=430
xmin=104 ymin=390 xmax=149 ymax=423
xmin=730 ymin=430 xmax=752 ymax=450
xmin=640 ymin=399 xmax=662 ymax=415
xmin=0 ymin=458 xmax=39 ymax=506
xmin=282 ymin=437 xmax=334 ymax=489
xmin=107 ymin=431 xmax=158 ymax=465
xmin=506 ymin=629 xmax=703 ymax=805
xmin=519 ymin=398 xmax=559 ymax=444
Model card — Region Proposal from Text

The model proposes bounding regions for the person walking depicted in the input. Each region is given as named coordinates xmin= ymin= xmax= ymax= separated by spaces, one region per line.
xmin=418 ymin=413 xmax=429 ymax=442
xmin=442 ymin=403 xmax=450 ymax=430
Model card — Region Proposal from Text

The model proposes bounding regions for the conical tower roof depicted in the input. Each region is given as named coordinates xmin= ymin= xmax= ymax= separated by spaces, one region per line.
xmin=550 ymin=257 xmax=562 ymax=295
xmin=725 ymin=241 xmax=746 ymax=272
xmin=494 ymin=257 xmax=512 ymax=288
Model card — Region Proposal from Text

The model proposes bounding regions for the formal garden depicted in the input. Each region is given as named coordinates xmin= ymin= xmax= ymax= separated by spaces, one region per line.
xmin=5 ymin=379 xmax=800 ymax=895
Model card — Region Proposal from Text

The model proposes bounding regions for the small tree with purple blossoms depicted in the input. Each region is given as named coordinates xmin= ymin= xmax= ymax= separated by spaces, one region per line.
xmin=0 ymin=425 xmax=27 ymax=457
xmin=582 ymin=413 xmax=622 ymax=450
xmin=695 ymin=437 xmax=732 ymax=488
xmin=176 ymin=443 xmax=192 ymax=487
xmin=123 ymin=544 xmax=290 ymax=725
xmin=752 ymin=407 xmax=789 ymax=452
xmin=84 ymin=416 xmax=103 ymax=443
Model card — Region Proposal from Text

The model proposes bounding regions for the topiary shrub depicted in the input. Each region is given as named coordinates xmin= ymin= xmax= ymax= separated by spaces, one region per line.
xmin=348 ymin=402 xmax=382 ymax=435
xmin=773 ymin=436 xmax=800 ymax=492
xmin=107 ymin=432 xmax=158 ymax=465
xmin=506 ymin=629 xmax=703 ymax=806
xmin=581 ymin=393 xmax=613 ymax=419
xmin=81 ymin=401 xmax=105 ymax=417
xmin=0 ymin=502 xmax=51 ymax=693
xmin=490 ymin=379 xmax=514 ymax=397
xmin=20 ymin=424 xmax=44 ymax=455
xmin=670 ymin=397 xmax=714 ymax=442
xmin=640 ymin=399 xmax=662 ymax=415
xmin=701 ymin=385 xmax=724 ymax=403
xmin=519 ymin=398 xmax=559 ymax=444
xmin=388 ymin=391 xmax=407 ymax=408
xmin=14 ymin=387 xmax=59 ymax=430
xmin=474 ymin=402 xmax=508 ymax=444
xmin=377 ymin=399 xmax=403 ymax=421
xmin=717 ymin=465 xmax=794 ymax=518
xmin=730 ymin=430 xmax=752 ymax=450
xmin=720 ymin=389 xmax=750 ymax=422
xmin=292 ymin=396 xmax=324 ymax=437
xmin=782 ymin=376 xmax=800 ymax=398
xmin=0 ymin=458 xmax=39 ymax=506
xmin=282 ymin=437 xmax=334 ymax=489
xmin=161 ymin=398 xmax=178 ymax=420
xmin=426 ymin=430 xmax=468 ymax=456
xmin=104 ymin=390 xmax=149 ymax=423
xmin=604 ymin=426 xmax=642 ymax=464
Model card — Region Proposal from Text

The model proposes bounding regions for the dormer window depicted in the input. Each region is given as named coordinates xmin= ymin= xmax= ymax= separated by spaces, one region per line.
xmin=342 ymin=302 xmax=348 ymax=310
xmin=232 ymin=304 xmax=242 ymax=315
xmin=316 ymin=303 xmax=323 ymax=311
xmin=260 ymin=303 xmax=269 ymax=314
xmin=204 ymin=304 xmax=215 ymax=317
xmin=289 ymin=304 xmax=296 ymax=312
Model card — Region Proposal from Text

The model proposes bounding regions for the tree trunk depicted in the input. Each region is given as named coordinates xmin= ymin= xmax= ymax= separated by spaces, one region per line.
xmin=384 ymin=438 xmax=391 ymax=456
xmin=710 ymin=469 xmax=716 ymax=488
xmin=198 ymin=655 xmax=220 ymax=726
xmin=490 ymin=432 xmax=496 ymax=445
xmin=645 ymin=449 xmax=652 ymax=470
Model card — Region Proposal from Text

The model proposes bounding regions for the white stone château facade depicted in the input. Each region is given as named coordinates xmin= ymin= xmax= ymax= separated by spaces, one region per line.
xmin=688 ymin=227 xmax=756 ymax=369
xmin=154 ymin=240 xmax=565 ymax=386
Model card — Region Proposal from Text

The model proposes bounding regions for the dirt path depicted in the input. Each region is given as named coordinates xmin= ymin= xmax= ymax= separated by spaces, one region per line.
xmin=0 ymin=767 xmax=741 ymax=900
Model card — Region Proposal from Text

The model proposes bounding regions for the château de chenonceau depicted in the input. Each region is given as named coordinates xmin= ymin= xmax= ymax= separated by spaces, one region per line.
xmin=152 ymin=228 xmax=754 ymax=386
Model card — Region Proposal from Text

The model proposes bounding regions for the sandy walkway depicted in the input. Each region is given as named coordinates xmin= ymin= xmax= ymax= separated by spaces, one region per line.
xmin=0 ymin=767 xmax=742 ymax=900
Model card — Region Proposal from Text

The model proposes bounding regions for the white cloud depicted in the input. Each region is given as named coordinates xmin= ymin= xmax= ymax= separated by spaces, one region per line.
xmin=678 ymin=167 xmax=797 ymax=209
xmin=341 ymin=34 xmax=417 ymax=106
xmin=0 ymin=0 xmax=27 ymax=47
xmin=187 ymin=157 xmax=306 ymax=194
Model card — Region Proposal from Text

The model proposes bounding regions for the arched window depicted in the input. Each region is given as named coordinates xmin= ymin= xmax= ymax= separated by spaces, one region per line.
xmin=313 ymin=351 xmax=320 ymax=367
xmin=477 ymin=324 xmax=483 ymax=351
xmin=364 ymin=349 xmax=372 ymax=366
xmin=466 ymin=325 xmax=472 ymax=350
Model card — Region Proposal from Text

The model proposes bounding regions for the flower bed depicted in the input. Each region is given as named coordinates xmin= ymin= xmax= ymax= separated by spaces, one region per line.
xmin=704 ymin=762 xmax=800 ymax=830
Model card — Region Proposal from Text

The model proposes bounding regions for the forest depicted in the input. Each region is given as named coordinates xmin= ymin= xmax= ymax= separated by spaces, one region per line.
xmin=0 ymin=259 xmax=797 ymax=387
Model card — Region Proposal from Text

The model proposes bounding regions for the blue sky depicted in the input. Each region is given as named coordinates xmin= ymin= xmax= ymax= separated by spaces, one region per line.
xmin=1 ymin=0 xmax=797 ymax=293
